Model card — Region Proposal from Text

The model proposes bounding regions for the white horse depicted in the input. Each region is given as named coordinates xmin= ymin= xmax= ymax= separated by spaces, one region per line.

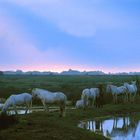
xmin=32 ymin=88 xmax=67 ymax=117
xmin=1 ymin=93 xmax=32 ymax=115
xmin=124 ymin=81 xmax=137 ymax=102
xmin=81 ymin=88 xmax=99 ymax=109
xmin=75 ymin=99 xmax=85 ymax=109
xmin=106 ymin=85 xmax=128 ymax=104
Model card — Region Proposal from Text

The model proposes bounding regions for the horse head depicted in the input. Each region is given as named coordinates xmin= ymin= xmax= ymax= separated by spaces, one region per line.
xmin=124 ymin=82 xmax=129 ymax=87
xmin=106 ymin=85 xmax=111 ymax=93
xmin=131 ymin=81 xmax=136 ymax=85
xmin=31 ymin=88 xmax=38 ymax=98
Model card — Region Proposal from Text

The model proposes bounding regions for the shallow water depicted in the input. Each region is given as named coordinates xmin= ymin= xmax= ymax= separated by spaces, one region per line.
xmin=78 ymin=115 xmax=140 ymax=140
xmin=4 ymin=106 xmax=64 ymax=115
xmin=8 ymin=110 xmax=32 ymax=115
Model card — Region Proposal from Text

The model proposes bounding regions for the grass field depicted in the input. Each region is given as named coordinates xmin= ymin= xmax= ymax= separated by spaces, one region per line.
xmin=0 ymin=75 xmax=140 ymax=140
xmin=0 ymin=75 xmax=140 ymax=104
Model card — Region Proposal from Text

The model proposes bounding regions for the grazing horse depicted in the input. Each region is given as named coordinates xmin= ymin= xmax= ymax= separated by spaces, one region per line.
xmin=75 ymin=99 xmax=84 ymax=109
xmin=106 ymin=85 xmax=128 ymax=104
xmin=81 ymin=88 xmax=99 ymax=109
xmin=32 ymin=88 xmax=67 ymax=117
xmin=1 ymin=93 xmax=32 ymax=115
xmin=124 ymin=81 xmax=137 ymax=102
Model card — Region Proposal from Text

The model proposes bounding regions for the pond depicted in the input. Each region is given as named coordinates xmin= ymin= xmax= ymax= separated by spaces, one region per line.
xmin=78 ymin=115 xmax=140 ymax=140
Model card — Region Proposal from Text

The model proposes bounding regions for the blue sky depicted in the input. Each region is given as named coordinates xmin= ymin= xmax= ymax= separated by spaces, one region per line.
xmin=0 ymin=0 xmax=140 ymax=73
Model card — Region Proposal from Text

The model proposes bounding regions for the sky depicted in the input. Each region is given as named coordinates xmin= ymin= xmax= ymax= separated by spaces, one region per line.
xmin=0 ymin=0 xmax=140 ymax=73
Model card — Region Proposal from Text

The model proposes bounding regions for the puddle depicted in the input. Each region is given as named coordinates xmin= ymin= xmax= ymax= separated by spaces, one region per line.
xmin=78 ymin=115 xmax=140 ymax=140
xmin=7 ymin=110 xmax=32 ymax=115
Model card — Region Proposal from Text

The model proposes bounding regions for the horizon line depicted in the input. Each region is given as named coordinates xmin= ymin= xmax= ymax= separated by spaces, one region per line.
xmin=2 ymin=69 xmax=140 ymax=74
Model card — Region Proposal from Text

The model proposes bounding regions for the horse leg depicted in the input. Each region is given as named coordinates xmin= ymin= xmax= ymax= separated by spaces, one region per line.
xmin=89 ymin=99 xmax=91 ymax=107
xmin=13 ymin=105 xmax=18 ymax=115
xmin=42 ymin=100 xmax=47 ymax=111
xmin=123 ymin=93 xmax=126 ymax=103
xmin=133 ymin=93 xmax=136 ymax=103
xmin=83 ymin=98 xmax=87 ymax=110
xmin=114 ymin=95 xmax=116 ymax=104
xmin=25 ymin=103 xmax=30 ymax=115
xmin=62 ymin=102 xmax=66 ymax=117
xmin=127 ymin=92 xmax=129 ymax=102
xmin=59 ymin=105 xmax=63 ymax=117
xmin=63 ymin=106 xmax=66 ymax=117
xmin=89 ymin=100 xmax=91 ymax=107
xmin=46 ymin=105 xmax=49 ymax=112
xmin=123 ymin=93 xmax=125 ymax=103
xmin=125 ymin=92 xmax=128 ymax=103
xmin=127 ymin=93 xmax=130 ymax=102
xmin=130 ymin=94 xmax=132 ymax=103
xmin=113 ymin=95 xmax=116 ymax=104
xmin=30 ymin=100 xmax=32 ymax=110
xmin=92 ymin=99 xmax=94 ymax=107
xmin=60 ymin=101 xmax=66 ymax=117
xmin=25 ymin=105 xmax=29 ymax=115
xmin=116 ymin=95 xmax=118 ymax=104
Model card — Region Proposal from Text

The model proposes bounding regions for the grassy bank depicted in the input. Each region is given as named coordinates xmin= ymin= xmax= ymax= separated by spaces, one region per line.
xmin=1 ymin=103 xmax=140 ymax=140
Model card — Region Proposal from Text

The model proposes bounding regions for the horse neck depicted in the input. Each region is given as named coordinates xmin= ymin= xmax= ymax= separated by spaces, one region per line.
xmin=132 ymin=83 xmax=137 ymax=89
xmin=109 ymin=85 xmax=115 ymax=91
xmin=3 ymin=97 xmax=13 ymax=110
xmin=106 ymin=85 xmax=111 ymax=93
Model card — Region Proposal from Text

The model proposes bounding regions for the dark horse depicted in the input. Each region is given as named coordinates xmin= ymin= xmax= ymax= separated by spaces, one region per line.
xmin=95 ymin=84 xmax=104 ymax=108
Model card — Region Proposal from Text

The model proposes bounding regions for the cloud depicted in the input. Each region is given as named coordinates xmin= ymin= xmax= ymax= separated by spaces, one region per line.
xmin=0 ymin=9 xmax=46 ymax=65
xmin=3 ymin=0 xmax=129 ymax=37
xmin=0 ymin=8 xmax=81 ymax=71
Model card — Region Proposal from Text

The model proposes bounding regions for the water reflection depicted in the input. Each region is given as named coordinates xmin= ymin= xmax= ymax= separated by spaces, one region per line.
xmin=8 ymin=110 xmax=32 ymax=115
xmin=78 ymin=115 xmax=139 ymax=140
xmin=0 ymin=107 xmax=60 ymax=115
